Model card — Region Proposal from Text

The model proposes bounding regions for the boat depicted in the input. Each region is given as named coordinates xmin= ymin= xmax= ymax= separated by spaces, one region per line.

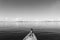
xmin=23 ymin=28 xmax=37 ymax=40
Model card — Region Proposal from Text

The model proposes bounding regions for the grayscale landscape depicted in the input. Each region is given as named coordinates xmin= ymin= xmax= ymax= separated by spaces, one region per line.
xmin=0 ymin=0 xmax=60 ymax=40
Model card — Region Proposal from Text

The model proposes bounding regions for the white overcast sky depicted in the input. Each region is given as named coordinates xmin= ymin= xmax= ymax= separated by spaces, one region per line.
xmin=0 ymin=0 xmax=60 ymax=21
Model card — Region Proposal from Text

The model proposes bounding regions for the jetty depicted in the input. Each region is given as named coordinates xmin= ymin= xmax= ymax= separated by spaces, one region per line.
xmin=23 ymin=28 xmax=37 ymax=40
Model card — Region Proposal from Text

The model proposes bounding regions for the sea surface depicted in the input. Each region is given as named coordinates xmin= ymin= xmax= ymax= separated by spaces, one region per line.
xmin=0 ymin=29 xmax=60 ymax=40
xmin=0 ymin=21 xmax=60 ymax=40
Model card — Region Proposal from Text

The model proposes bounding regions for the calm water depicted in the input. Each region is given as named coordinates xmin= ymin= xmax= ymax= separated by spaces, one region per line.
xmin=0 ymin=30 xmax=60 ymax=40
xmin=0 ymin=21 xmax=60 ymax=40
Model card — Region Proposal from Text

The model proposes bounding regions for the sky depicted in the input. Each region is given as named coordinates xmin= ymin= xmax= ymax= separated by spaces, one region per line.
xmin=0 ymin=0 xmax=60 ymax=21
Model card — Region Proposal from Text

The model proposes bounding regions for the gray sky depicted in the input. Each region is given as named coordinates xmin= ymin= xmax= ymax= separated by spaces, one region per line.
xmin=0 ymin=0 xmax=60 ymax=21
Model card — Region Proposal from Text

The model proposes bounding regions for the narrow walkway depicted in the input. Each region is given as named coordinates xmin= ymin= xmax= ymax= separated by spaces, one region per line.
xmin=23 ymin=28 xmax=37 ymax=40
